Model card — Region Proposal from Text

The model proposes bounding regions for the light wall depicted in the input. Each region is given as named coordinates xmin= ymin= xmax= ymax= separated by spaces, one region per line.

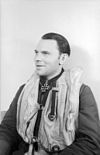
xmin=1 ymin=0 xmax=100 ymax=115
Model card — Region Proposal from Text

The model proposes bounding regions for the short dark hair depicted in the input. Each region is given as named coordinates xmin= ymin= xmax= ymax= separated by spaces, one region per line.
xmin=41 ymin=32 xmax=70 ymax=56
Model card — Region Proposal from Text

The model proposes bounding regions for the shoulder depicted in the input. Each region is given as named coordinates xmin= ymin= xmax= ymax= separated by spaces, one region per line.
xmin=79 ymin=83 xmax=95 ymax=101
xmin=18 ymin=84 xmax=25 ymax=93
xmin=14 ymin=84 xmax=25 ymax=98
xmin=0 ymin=84 xmax=26 ymax=123
xmin=79 ymin=84 xmax=99 ymax=114
xmin=7 ymin=84 xmax=26 ymax=110
xmin=79 ymin=84 xmax=92 ymax=96
xmin=79 ymin=84 xmax=96 ymax=103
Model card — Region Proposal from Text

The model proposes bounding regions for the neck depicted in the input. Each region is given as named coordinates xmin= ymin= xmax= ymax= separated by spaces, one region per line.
xmin=47 ymin=67 xmax=63 ymax=80
xmin=40 ymin=67 xmax=63 ymax=83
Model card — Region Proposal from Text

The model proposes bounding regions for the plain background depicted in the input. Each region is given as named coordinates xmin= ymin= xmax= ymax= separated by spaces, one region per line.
xmin=0 ymin=0 xmax=100 ymax=116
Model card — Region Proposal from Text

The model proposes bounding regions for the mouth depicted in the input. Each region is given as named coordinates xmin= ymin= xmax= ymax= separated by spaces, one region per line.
xmin=36 ymin=65 xmax=45 ymax=69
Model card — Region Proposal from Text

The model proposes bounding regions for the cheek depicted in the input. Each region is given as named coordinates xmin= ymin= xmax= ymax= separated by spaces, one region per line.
xmin=44 ymin=55 xmax=60 ymax=67
xmin=48 ymin=60 xmax=59 ymax=69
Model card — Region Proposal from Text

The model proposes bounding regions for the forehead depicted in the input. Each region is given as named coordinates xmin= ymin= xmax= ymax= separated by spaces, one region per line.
xmin=36 ymin=39 xmax=59 ymax=52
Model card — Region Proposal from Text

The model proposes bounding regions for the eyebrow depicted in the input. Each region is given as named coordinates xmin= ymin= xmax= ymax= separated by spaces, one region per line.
xmin=34 ymin=50 xmax=50 ymax=54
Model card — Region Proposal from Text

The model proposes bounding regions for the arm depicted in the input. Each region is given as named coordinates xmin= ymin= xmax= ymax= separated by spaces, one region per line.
xmin=0 ymin=85 xmax=25 ymax=155
xmin=58 ymin=84 xmax=100 ymax=155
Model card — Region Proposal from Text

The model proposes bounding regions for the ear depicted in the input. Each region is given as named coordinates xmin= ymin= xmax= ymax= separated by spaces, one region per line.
xmin=59 ymin=54 xmax=68 ymax=65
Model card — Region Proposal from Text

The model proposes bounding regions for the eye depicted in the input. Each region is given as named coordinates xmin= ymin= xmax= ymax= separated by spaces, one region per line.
xmin=34 ymin=50 xmax=38 ymax=54
xmin=42 ymin=51 xmax=49 ymax=55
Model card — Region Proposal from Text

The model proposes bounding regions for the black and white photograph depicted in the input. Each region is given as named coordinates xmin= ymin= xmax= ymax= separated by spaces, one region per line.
xmin=0 ymin=0 xmax=100 ymax=154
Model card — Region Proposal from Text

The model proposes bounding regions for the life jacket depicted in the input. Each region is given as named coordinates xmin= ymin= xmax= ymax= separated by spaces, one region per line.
xmin=17 ymin=67 xmax=83 ymax=153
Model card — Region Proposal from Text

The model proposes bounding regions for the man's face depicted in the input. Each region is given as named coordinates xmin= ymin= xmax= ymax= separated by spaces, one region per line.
xmin=34 ymin=39 xmax=62 ymax=79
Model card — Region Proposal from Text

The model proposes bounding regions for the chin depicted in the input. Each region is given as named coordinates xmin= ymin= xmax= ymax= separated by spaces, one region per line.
xmin=36 ymin=71 xmax=46 ymax=76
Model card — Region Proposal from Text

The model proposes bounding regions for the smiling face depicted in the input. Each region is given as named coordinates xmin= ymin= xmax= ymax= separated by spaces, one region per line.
xmin=34 ymin=39 xmax=66 ymax=79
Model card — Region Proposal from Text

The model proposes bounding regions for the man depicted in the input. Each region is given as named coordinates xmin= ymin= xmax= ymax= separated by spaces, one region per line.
xmin=0 ymin=32 xmax=100 ymax=155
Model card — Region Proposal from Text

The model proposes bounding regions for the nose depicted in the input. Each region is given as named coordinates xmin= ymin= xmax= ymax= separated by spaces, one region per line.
xmin=35 ymin=52 xmax=42 ymax=61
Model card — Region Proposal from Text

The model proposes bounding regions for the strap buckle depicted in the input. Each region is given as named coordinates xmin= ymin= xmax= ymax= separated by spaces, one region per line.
xmin=31 ymin=137 xmax=39 ymax=152
xmin=31 ymin=136 xmax=38 ymax=143
xmin=51 ymin=145 xmax=60 ymax=153
xmin=48 ymin=114 xmax=56 ymax=121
